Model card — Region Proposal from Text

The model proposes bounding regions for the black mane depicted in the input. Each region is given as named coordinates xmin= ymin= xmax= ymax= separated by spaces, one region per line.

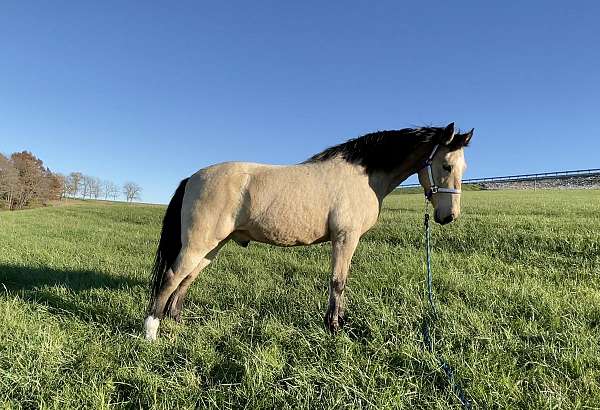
xmin=304 ymin=127 xmax=444 ymax=173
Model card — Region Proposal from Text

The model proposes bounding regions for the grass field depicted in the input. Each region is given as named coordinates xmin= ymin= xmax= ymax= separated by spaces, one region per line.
xmin=1 ymin=190 xmax=599 ymax=409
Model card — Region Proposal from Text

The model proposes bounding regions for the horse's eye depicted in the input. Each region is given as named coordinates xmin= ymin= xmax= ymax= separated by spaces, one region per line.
xmin=443 ymin=165 xmax=452 ymax=172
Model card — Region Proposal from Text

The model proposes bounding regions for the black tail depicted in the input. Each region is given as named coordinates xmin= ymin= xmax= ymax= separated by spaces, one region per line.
xmin=149 ymin=177 xmax=189 ymax=305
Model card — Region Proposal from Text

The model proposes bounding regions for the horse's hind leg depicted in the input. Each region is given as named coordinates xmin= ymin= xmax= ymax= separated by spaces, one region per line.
xmin=324 ymin=230 xmax=360 ymax=333
xmin=164 ymin=259 xmax=210 ymax=322
xmin=144 ymin=243 xmax=218 ymax=340
xmin=165 ymin=240 xmax=227 ymax=321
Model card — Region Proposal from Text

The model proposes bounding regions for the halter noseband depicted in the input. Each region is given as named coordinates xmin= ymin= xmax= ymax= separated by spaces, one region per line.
xmin=422 ymin=144 xmax=462 ymax=200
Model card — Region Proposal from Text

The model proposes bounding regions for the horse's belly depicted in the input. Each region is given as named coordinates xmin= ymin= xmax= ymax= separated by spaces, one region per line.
xmin=238 ymin=228 xmax=329 ymax=247
xmin=242 ymin=205 xmax=330 ymax=246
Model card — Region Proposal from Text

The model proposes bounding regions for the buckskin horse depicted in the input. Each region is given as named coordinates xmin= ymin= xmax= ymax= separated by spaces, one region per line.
xmin=144 ymin=123 xmax=473 ymax=340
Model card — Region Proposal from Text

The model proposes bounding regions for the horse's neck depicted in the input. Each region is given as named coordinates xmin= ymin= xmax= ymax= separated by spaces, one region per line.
xmin=369 ymin=170 xmax=412 ymax=199
xmin=368 ymin=149 xmax=428 ymax=200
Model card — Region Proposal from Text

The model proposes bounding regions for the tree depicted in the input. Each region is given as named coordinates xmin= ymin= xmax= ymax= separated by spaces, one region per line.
xmin=48 ymin=173 xmax=66 ymax=201
xmin=103 ymin=180 xmax=119 ymax=200
xmin=89 ymin=177 xmax=102 ymax=199
xmin=123 ymin=182 xmax=142 ymax=202
xmin=0 ymin=153 xmax=20 ymax=209
xmin=66 ymin=172 xmax=83 ymax=198
xmin=10 ymin=151 xmax=49 ymax=209
xmin=60 ymin=173 xmax=70 ymax=199
xmin=80 ymin=175 xmax=93 ymax=199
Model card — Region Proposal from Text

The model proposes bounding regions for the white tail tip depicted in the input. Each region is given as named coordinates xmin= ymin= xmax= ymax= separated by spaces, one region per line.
xmin=144 ymin=315 xmax=160 ymax=341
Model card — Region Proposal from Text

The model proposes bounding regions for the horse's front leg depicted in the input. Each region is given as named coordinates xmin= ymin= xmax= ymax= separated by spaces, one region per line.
xmin=325 ymin=230 xmax=360 ymax=333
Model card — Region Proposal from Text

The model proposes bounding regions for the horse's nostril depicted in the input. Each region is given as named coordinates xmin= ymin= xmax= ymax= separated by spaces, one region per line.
xmin=441 ymin=215 xmax=454 ymax=225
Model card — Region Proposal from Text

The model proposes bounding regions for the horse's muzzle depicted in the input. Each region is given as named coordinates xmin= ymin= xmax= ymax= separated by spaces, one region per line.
xmin=434 ymin=213 xmax=455 ymax=225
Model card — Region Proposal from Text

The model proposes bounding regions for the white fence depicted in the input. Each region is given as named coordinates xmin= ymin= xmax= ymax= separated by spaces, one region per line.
xmin=399 ymin=168 xmax=600 ymax=190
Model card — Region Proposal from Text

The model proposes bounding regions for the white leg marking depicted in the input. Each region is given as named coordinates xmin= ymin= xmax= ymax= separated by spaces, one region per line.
xmin=144 ymin=315 xmax=160 ymax=341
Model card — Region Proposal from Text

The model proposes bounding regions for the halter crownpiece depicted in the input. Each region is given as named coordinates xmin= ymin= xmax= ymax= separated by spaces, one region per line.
xmin=422 ymin=144 xmax=462 ymax=200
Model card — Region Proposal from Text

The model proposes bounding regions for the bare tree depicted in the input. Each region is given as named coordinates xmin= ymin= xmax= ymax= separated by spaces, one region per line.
xmin=89 ymin=177 xmax=102 ymax=199
xmin=81 ymin=175 xmax=93 ymax=199
xmin=103 ymin=180 xmax=119 ymax=200
xmin=66 ymin=172 xmax=83 ymax=198
xmin=0 ymin=153 xmax=20 ymax=209
xmin=59 ymin=173 xmax=70 ymax=199
xmin=123 ymin=182 xmax=142 ymax=202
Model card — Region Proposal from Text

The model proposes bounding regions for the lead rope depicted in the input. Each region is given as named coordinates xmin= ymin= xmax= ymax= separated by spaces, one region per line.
xmin=422 ymin=201 xmax=472 ymax=409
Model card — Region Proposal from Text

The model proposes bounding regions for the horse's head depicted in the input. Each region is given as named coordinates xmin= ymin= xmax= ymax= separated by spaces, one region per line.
xmin=417 ymin=123 xmax=473 ymax=225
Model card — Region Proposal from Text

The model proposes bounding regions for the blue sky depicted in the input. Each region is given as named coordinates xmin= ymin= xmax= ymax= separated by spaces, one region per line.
xmin=1 ymin=1 xmax=599 ymax=204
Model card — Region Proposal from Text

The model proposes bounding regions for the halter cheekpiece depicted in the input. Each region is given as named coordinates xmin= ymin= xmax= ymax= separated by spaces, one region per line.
xmin=422 ymin=144 xmax=462 ymax=200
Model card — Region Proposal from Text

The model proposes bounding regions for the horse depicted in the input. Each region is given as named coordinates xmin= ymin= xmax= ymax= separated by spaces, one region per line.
xmin=144 ymin=122 xmax=473 ymax=340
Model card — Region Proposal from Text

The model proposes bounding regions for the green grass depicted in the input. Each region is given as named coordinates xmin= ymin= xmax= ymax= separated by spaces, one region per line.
xmin=1 ymin=191 xmax=599 ymax=409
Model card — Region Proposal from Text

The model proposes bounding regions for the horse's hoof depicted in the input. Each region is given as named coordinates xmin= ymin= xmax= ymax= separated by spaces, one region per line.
xmin=324 ymin=310 xmax=341 ymax=333
xmin=338 ymin=313 xmax=346 ymax=329
xmin=165 ymin=303 xmax=182 ymax=322
xmin=167 ymin=306 xmax=182 ymax=322
xmin=329 ymin=321 xmax=340 ymax=333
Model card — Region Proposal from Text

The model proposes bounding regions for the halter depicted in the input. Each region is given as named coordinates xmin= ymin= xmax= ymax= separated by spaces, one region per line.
xmin=421 ymin=144 xmax=462 ymax=200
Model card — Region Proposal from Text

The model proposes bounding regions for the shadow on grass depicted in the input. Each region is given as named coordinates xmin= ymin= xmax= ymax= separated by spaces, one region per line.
xmin=1 ymin=263 xmax=144 ymax=292
xmin=0 ymin=263 xmax=146 ymax=332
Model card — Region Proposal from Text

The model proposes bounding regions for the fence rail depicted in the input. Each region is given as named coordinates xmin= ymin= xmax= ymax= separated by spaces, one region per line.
xmin=399 ymin=168 xmax=600 ymax=188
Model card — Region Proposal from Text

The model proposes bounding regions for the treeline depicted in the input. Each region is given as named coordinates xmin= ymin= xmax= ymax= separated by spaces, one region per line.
xmin=0 ymin=151 xmax=142 ymax=210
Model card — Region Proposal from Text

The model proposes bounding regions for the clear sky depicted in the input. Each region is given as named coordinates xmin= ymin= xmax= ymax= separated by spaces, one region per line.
xmin=1 ymin=1 xmax=599 ymax=204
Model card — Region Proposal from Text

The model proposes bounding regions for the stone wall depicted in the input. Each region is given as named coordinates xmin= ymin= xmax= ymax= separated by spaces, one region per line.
xmin=478 ymin=174 xmax=600 ymax=190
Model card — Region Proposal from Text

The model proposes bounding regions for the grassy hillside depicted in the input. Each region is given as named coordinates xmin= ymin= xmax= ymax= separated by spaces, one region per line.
xmin=1 ymin=191 xmax=599 ymax=409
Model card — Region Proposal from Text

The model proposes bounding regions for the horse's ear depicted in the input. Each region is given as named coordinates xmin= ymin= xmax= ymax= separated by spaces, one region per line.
xmin=440 ymin=122 xmax=456 ymax=145
xmin=461 ymin=128 xmax=474 ymax=146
